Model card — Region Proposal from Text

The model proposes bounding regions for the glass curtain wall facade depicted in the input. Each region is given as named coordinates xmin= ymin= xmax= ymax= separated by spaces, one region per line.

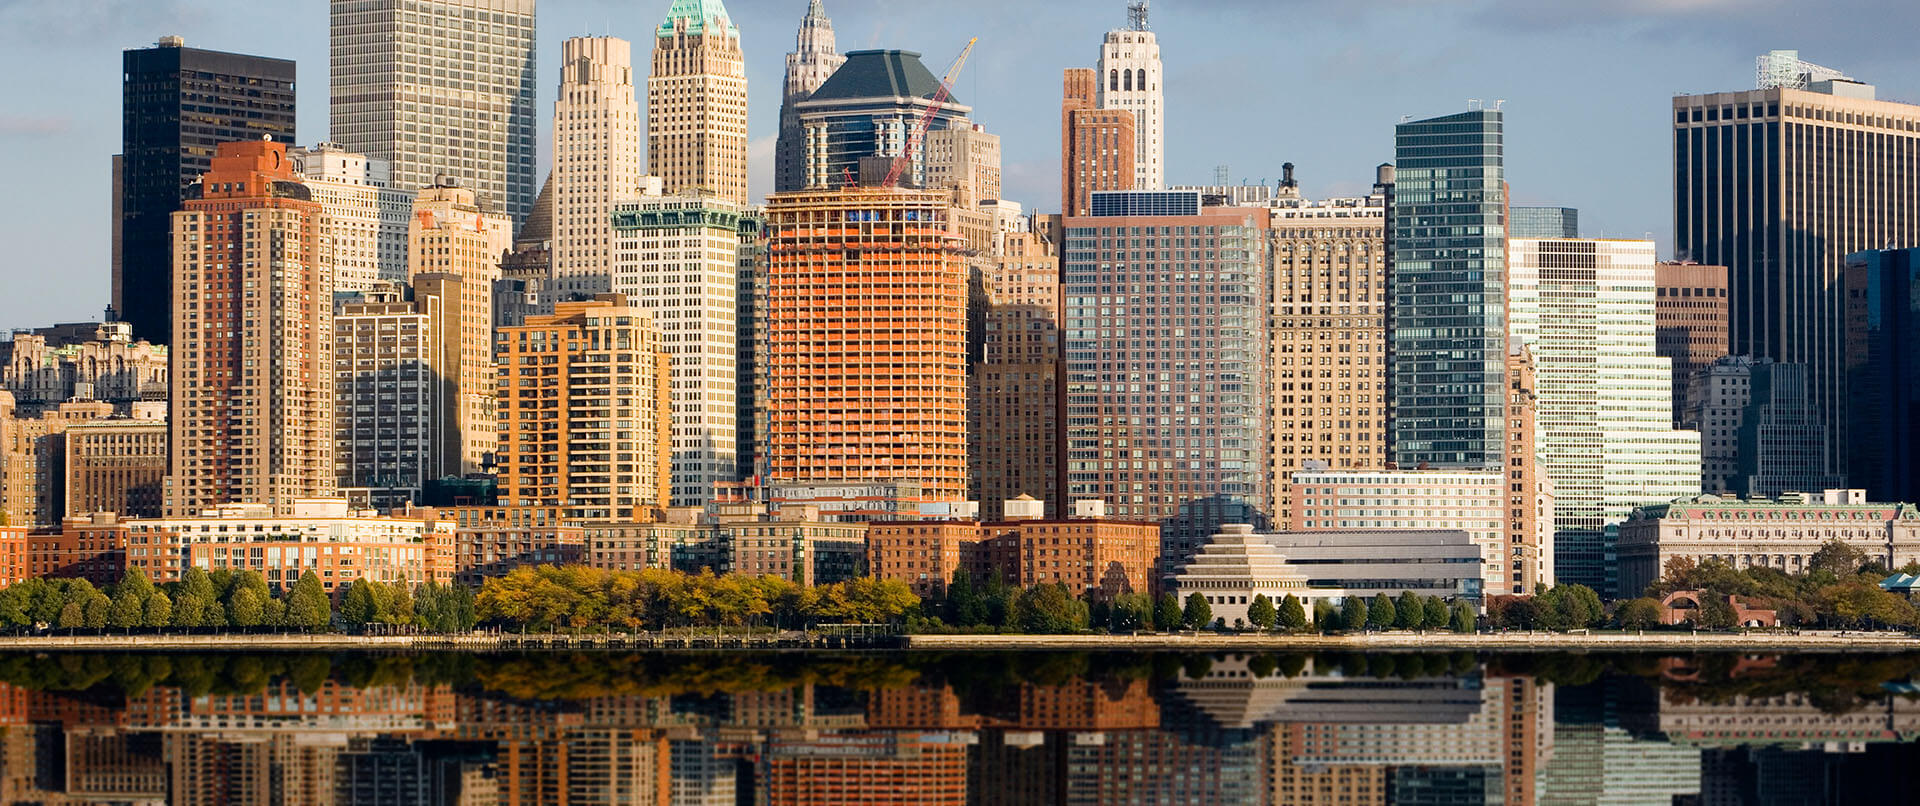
xmin=1389 ymin=110 xmax=1507 ymax=470
xmin=1062 ymin=196 xmax=1271 ymax=573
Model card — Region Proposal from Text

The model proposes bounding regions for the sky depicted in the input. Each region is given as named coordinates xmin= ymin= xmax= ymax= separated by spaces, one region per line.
xmin=0 ymin=0 xmax=1915 ymax=331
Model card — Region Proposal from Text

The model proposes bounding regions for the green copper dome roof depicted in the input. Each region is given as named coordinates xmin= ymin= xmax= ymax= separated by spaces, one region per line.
xmin=658 ymin=0 xmax=738 ymax=38
xmin=806 ymin=50 xmax=956 ymax=104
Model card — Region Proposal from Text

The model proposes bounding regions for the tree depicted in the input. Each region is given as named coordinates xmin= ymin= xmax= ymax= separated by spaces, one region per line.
xmin=142 ymin=590 xmax=172 ymax=629
xmin=1809 ymin=540 xmax=1870 ymax=577
xmin=1422 ymin=596 xmax=1450 ymax=630
xmin=1247 ymin=594 xmax=1277 ymax=631
xmin=178 ymin=567 xmax=224 ymax=628
xmin=1615 ymin=597 xmax=1663 ymax=630
xmin=381 ymin=581 xmax=415 ymax=625
xmin=1154 ymin=593 xmax=1182 ymax=633
xmin=1314 ymin=600 xmax=1337 ymax=633
xmin=341 ymin=579 xmax=379 ymax=627
xmin=108 ymin=569 xmax=155 ymax=630
xmin=1012 ymin=583 xmax=1089 ymax=634
xmin=1699 ymin=595 xmax=1737 ymax=630
xmin=56 ymin=602 xmax=84 ymax=630
xmin=1181 ymin=593 xmax=1213 ymax=631
xmin=283 ymin=572 xmax=332 ymax=631
xmin=1394 ymin=591 xmax=1423 ymax=630
xmin=228 ymin=587 xmax=266 ymax=628
xmin=1341 ymin=597 xmax=1368 ymax=631
xmin=1109 ymin=593 xmax=1153 ymax=633
xmin=82 ymin=593 xmax=109 ymax=629
xmin=1277 ymin=594 xmax=1307 ymax=631
xmin=170 ymin=587 xmax=210 ymax=629
xmin=1366 ymin=594 xmax=1396 ymax=630
xmin=1450 ymin=601 xmax=1477 ymax=633
xmin=945 ymin=569 xmax=981 ymax=626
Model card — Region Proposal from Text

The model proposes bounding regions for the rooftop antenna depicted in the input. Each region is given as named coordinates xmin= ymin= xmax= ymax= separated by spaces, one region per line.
xmin=1467 ymin=98 xmax=1483 ymax=111
xmin=1213 ymin=164 xmax=1229 ymax=185
xmin=1493 ymin=99 xmax=1507 ymax=110
xmin=1128 ymin=1 xmax=1150 ymax=31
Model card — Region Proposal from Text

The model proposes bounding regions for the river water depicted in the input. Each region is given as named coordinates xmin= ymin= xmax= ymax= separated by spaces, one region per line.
xmin=0 ymin=650 xmax=1914 ymax=804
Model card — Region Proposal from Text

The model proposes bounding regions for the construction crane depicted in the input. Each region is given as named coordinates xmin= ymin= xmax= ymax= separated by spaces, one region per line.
xmin=882 ymin=37 xmax=977 ymax=189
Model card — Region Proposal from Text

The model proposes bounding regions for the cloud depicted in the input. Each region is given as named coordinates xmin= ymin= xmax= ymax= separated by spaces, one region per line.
xmin=0 ymin=115 xmax=72 ymax=137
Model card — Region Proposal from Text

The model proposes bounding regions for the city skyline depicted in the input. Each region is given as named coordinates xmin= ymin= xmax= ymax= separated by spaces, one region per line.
xmin=3 ymin=0 xmax=1914 ymax=327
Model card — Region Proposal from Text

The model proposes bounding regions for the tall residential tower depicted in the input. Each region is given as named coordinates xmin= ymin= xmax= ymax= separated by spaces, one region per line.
xmin=551 ymin=36 xmax=643 ymax=298
xmin=329 ymin=0 xmax=537 ymax=223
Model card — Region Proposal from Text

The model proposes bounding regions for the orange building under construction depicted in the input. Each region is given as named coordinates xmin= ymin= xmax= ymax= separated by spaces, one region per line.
xmin=760 ymin=186 xmax=972 ymax=515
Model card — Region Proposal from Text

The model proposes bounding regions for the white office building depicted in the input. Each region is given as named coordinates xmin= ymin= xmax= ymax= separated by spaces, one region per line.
xmin=1095 ymin=3 xmax=1164 ymax=189
xmin=294 ymin=143 xmax=414 ymax=293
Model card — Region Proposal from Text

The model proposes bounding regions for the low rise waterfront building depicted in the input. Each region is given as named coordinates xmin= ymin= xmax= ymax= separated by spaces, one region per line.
xmin=867 ymin=499 xmax=1160 ymax=599
xmin=1288 ymin=469 xmax=1517 ymax=596
xmin=123 ymin=499 xmax=453 ymax=591
xmin=1617 ymin=489 xmax=1920 ymax=596
xmin=583 ymin=503 xmax=867 ymax=586
xmin=31 ymin=512 xmax=132 ymax=585
xmin=1172 ymin=525 xmax=1485 ymax=625
xmin=440 ymin=505 xmax=582 ymax=586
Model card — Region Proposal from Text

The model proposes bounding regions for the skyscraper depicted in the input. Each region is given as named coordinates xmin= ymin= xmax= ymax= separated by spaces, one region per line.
xmin=333 ymin=281 xmax=453 ymax=507
xmin=552 ymin=36 xmax=643 ymax=299
xmin=406 ymin=182 xmax=511 ymax=476
xmin=329 ymin=0 xmax=537 ymax=223
xmin=1731 ymin=360 xmax=1842 ymax=498
xmin=650 ymin=0 xmax=749 ymax=205
xmin=1063 ymin=190 xmax=1270 ymax=570
xmin=1060 ymin=68 xmax=1135 ymax=217
xmin=1507 ymin=207 xmax=1578 ymax=239
xmin=165 ymin=140 xmax=333 ymax=515
xmin=1508 ymin=237 xmax=1702 ymax=596
xmin=1390 ymin=109 xmax=1507 ymax=470
xmin=761 ymin=186 xmax=972 ymax=516
xmin=972 ymin=219 xmax=1061 ymax=519
xmin=611 ymin=192 xmax=741 ymax=508
xmin=496 ymin=295 xmax=672 ymax=521
xmin=794 ymin=50 xmax=972 ymax=192
xmin=292 ymin=143 xmax=414 ymax=294
xmin=1845 ymin=248 xmax=1920 ymax=506
xmin=1653 ymin=261 xmax=1730 ymax=428
xmin=117 ymin=36 xmax=296 ymax=345
xmin=1095 ymin=2 xmax=1163 ymax=190
xmin=1674 ymin=58 xmax=1920 ymax=486
xmin=777 ymin=0 xmax=845 ymax=193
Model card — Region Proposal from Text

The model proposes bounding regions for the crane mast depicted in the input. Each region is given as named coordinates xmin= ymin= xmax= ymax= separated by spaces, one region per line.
xmin=883 ymin=37 xmax=977 ymax=189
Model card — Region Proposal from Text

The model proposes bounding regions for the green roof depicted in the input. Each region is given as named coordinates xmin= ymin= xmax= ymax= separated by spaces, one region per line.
xmin=657 ymin=0 xmax=737 ymax=38
xmin=806 ymin=50 xmax=956 ymax=104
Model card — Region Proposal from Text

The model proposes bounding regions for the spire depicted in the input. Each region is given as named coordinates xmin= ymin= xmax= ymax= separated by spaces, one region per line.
xmin=805 ymin=0 xmax=827 ymax=21
xmin=1128 ymin=1 xmax=1149 ymax=31
xmin=658 ymin=0 xmax=738 ymax=38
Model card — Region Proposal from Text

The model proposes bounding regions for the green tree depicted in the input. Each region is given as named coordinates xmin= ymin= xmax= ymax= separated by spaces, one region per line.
xmin=108 ymin=569 xmax=155 ymax=629
xmin=56 ymin=601 xmax=84 ymax=630
xmin=1394 ymin=591 xmax=1423 ymax=630
xmin=945 ymin=569 xmax=980 ymax=626
xmin=142 ymin=590 xmax=172 ymax=629
xmin=1012 ymin=583 xmax=1089 ymax=634
xmin=1422 ymin=596 xmax=1450 ymax=630
xmin=25 ymin=579 xmax=62 ymax=626
xmin=1809 ymin=540 xmax=1870 ymax=577
xmin=1551 ymin=584 xmax=1605 ymax=629
xmin=381 ymin=581 xmax=415 ymax=625
xmin=177 ymin=567 xmax=223 ymax=628
xmin=283 ymin=572 xmax=332 ymax=631
xmin=1247 ymin=594 xmax=1277 ymax=631
xmin=170 ymin=588 xmax=210 ymax=629
xmin=82 ymin=593 xmax=109 ymax=629
xmin=341 ymin=579 xmax=379 ymax=627
xmin=1181 ymin=593 xmax=1213 ymax=631
xmin=1699 ymin=595 xmax=1737 ymax=630
xmin=1615 ymin=597 xmax=1663 ymax=630
xmin=1341 ymin=597 xmax=1368 ymax=631
xmin=1154 ymin=593 xmax=1182 ymax=632
xmin=1450 ymin=601 xmax=1477 ymax=633
xmin=1314 ymin=600 xmax=1337 ymax=633
xmin=1277 ymin=594 xmax=1307 ymax=631
xmin=1109 ymin=593 xmax=1153 ymax=632
xmin=1367 ymin=594 xmax=1396 ymax=630
xmin=228 ymin=587 xmax=266 ymax=628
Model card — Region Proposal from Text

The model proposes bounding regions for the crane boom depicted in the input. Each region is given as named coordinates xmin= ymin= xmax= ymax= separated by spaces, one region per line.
xmin=883 ymin=37 xmax=977 ymax=189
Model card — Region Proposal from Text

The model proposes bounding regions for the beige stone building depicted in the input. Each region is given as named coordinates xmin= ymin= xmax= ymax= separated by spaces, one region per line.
xmin=166 ymin=140 xmax=333 ymax=516
xmin=407 ymin=182 xmax=511 ymax=476
xmin=924 ymin=123 xmax=1001 ymax=207
xmin=63 ymin=403 xmax=167 ymax=519
xmin=125 ymin=499 xmax=453 ymax=592
xmin=495 ymin=295 xmax=672 ymax=521
xmin=1654 ymin=261 xmax=1730 ymax=427
xmin=649 ymin=0 xmax=749 ymax=205
xmin=584 ymin=503 xmax=867 ymax=586
xmin=1617 ymin=489 xmax=1920 ymax=596
xmin=1268 ymin=192 xmax=1389 ymax=519
xmin=972 ymin=221 xmax=1061 ymax=520
xmin=0 ymin=320 xmax=167 ymax=415
xmin=552 ymin=36 xmax=644 ymax=298
xmin=0 ymin=395 xmax=115 ymax=526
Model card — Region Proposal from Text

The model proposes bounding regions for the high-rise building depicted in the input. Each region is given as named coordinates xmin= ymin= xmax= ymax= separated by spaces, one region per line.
xmin=1508 ymin=206 xmax=1578 ymax=239
xmin=63 ymin=406 xmax=168 ymax=519
xmin=291 ymin=143 xmax=414 ymax=293
xmin=923 ymin=124 xmax=1002 ymax=207
xmin=1390 ymin=109 xmax=1507 ymax=470
xmin=972 ymin=221 xmax=1061 ymax=519
xmin=329 ymin=0 xmax=537 ymax=223
xmin=164 ymin=140 xmax=333 ymax=516
xmin=794 ymin=50 xmax=973 ymax=192
xmin=0 ymin=397 xmax=115 ymax=527
xmin=333 ymin=281 xmax=454 ymax=507
xmin=1845 ymin=248 xmax=1920 ymax=506
xmin=776 ymin=0 xmax=846 ymax=194
xmin=1267 ymin=187 xmax=1389 ymax=519
xmin=406 ymin=181 xmax=511 ymax=475
xmin=1095 ymin=2 xmax=1163 ymax=190
xmin=1686 ymin=355 xmax=1762 ymax=494
xmin=1674 ymin=58 xmax=1920 ymax=486
xmin=1060 ymin=68 xmax=1135 ymax=217
xmin=1063 ymin=190 xmax=1270 ymax=570
xmin=1507 ymin=343 xmax=1553 ymax=593
xmin=611 ymin=192 xmax=742 ymax=508
xmin=1732 ymin=360 xmax=1843 ymax=498
xmin=735 ymin=209 xmax=765 ymax=483
xmin=761 ymin=187 xmax=972 ymax=515
xmin=1654 ymin=262 xmax=1730 ymax=428
xmin=117 ymin=37 xmax=296 ymax=344
xmin=1508 ymin=238 xmax=1702 ymax=596
xmin=495 ymin=173 xmax=556 ymax=330
xmin=551 ymin=36 xmax=644 ymax=298
xmin=496 ymin=295 xmax=672 ymax=521
xmin=650 ymin=0 xmax=749 ymax=205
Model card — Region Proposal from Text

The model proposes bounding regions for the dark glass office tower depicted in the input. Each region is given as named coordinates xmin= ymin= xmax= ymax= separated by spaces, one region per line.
xmin=117 ymin=37 xmax=296 ymax=345
xmin=1389 ymin=109 xmax=1506 ymax=469
xmin=1844 ymin=248 xmax=1920 ymax=505
xmin=1674 ymin=77 xmax=1920 ymax=483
